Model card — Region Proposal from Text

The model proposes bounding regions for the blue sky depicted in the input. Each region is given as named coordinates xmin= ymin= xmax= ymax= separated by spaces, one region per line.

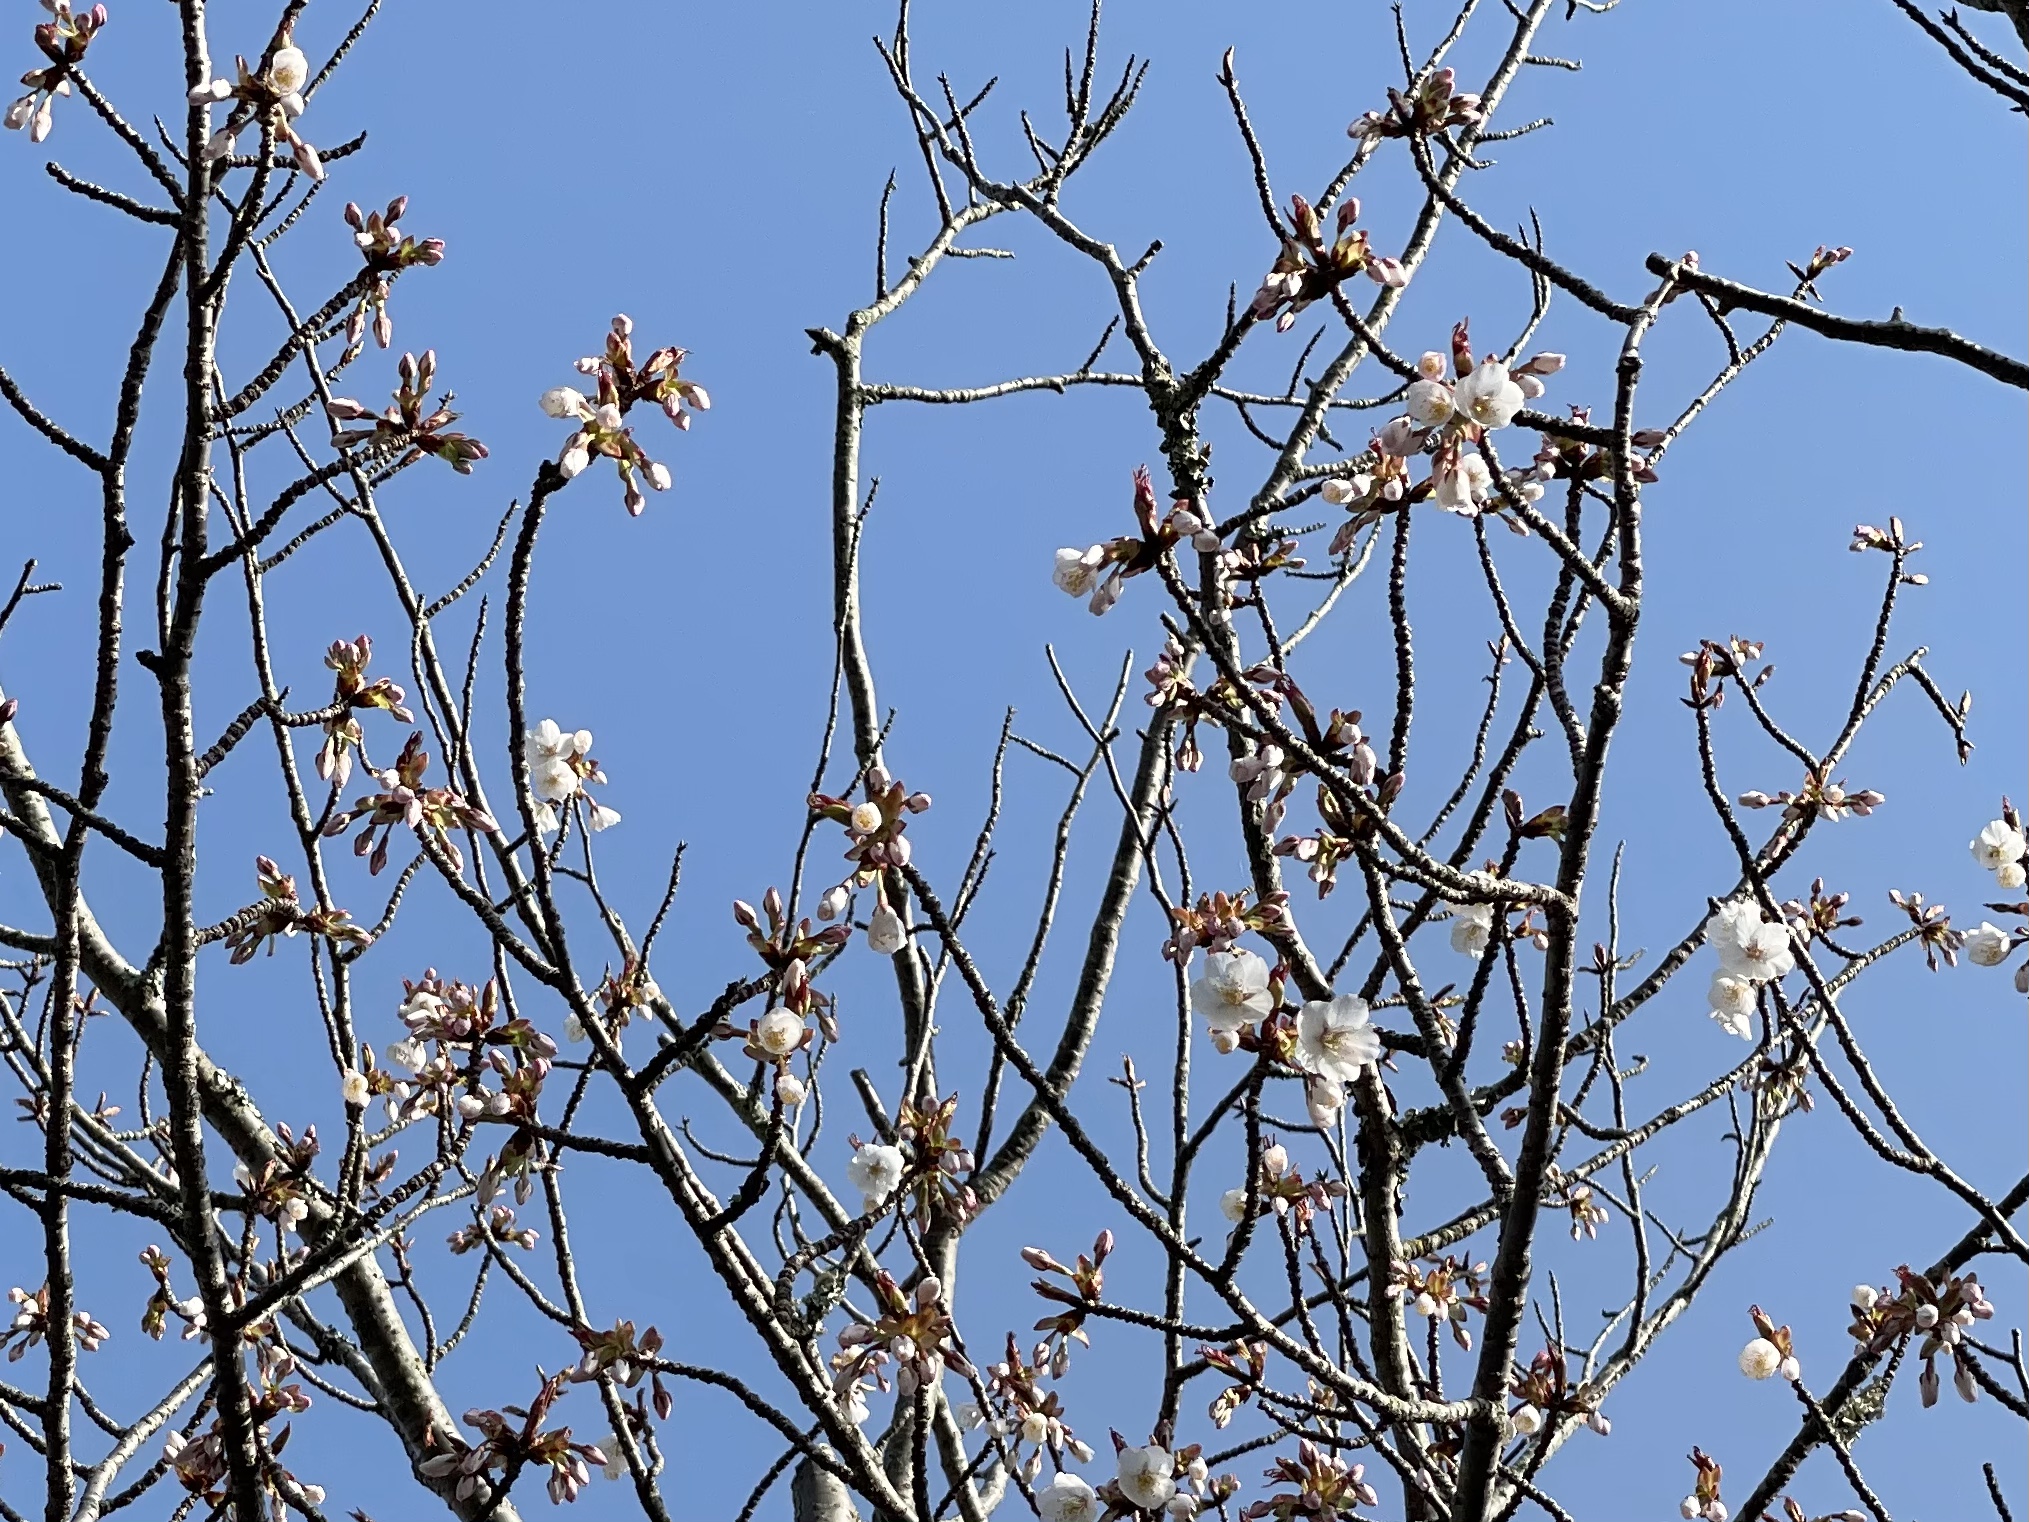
xmin=0 ymin=1 xmax=2021 ymax=1518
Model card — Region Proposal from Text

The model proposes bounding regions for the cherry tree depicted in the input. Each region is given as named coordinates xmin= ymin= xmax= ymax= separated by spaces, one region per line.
xmin=0 ymin=2 xmax=2022 ymax=1520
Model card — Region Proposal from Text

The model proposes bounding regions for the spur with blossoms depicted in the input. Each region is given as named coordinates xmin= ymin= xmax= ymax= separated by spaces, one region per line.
xmin=539 ymin=314 xmax=707 ymax=513
xmin=5 ymin=0 xmax=104 ymax=143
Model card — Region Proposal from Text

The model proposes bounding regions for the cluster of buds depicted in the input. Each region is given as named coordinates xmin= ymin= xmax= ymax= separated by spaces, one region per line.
xmin=577 ymin=954 xmax=664 ymax=1046
xmin=5 ymin=1 xmax=103 ymax=143
xmin=4 ymin=1282 xmax=108 ymax=1360
xmin=1243 ymin=1438 xmax=1380 ymax=1519
xmin=1247 ymin=193 xmax=1408 ymax=333
xmin=1849 ymin=1269 xmax=1995 ymax=1406
xmin=809 ymin=766 xmax=931 ymax=956
xmin=1163 ymin=888 xmax=1290 ymax=965
xmin=327 ymin=349 xmax=489 ymax=473
xmin=1202 ymin=1341 xmax=1268 ymax=1430
xmin=974 ymin=1333 xmax=1096 ymax=1481
xmin=524 ymin=718 xmax=621 ymax=835
xmin=1391 ymin=1255 xmax=1490 ymax=1352
xmin=732 ymin=886 xmax=849 ymax=1052
xmin=541 ymin=315 xmax=707 ymax=513
xmin=570 ymin=1317 xmax=673 ymax=1420
xmin=220 ymin=854 xmax=372 ymax=964
xmin=384 ymin=972 xmax=556 ymax=1161
xmin=1849 ymin=516 xmax=1932 ymax=590
xmin=448 ymin=1204 xmax=539 ymax=1255
xmin=420 ymin=1375 xmax=610 ymax=1507
xmin=344 ymin=195 xmax=445 ymax=350
xmin=1023 ymin=1232 xmax=1113 ymax=1377
xmin=1098 ymin=1436 xmax=1218 ymax=1519
xmin=324 ymin=732 xmax=498 ymax=875
xmin=1786 ymin=242 xmax=1855 ymax=297
xmin=1270 ymin=719 xmax=1389 ymax=894
xmin=1745 ymin=1042 xmax=1816 ymax=1119
xmin=831 ymin=1272 xmax=970 ymax=1401
xmin=1219 ymin=1141 xmax=1346 ymax=1235
xmin=1681 ymin=635 xmax=1769 ymax=712
xmin=1542 ymin=1166 xmax=1610 ymax=1241
xmin=812 ymin=765 xmax=933 ymax=880
xmin=139 ymin=1244 xmax=191 ymax=1341
xmin=1346 ymin=66 xmax=1484 ymax=143
xmin=894 ymin=1094 xmax=979 ymax=1222
xmin=1885 ymin=887 xmax=1964 ymax=972
xmin=1737 ymin=1306 xmax=1802 ymax=1383
xmin=1780 ymin=878 xmax=1863 ymax=948
xmin=316 ymin=634 xmax=413 ymax=787
xmin=1737 ymin=771 xmax=1884 ymax=824
xmin=234 ymin=1137 xmax=317 ymax=1234
xmin=1679 ymin=1447 xmax=1728 ymax=1522
xmin=188 ymin=27 xmax=323 ymax=179
xmin=1507 ymin=1346 xmax=1610 ymax=1440
xmin=1054 ymin=467 xmax=1221 ymax=617
xmin=163 ymin=1374 xmax=321 ymax=1514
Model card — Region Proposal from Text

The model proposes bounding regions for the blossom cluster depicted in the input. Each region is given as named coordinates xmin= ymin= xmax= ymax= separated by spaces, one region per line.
xmin=189 ymin=28 xmax=324 ymax=180
xmin=540 ymin=314 xmax=707 ymax=514
xmin=315 ymin=633 xmax=412 ymax=787
xmin=809 ymin=763 xmax=932 ymax=954
xmin=1967 ymin=809 xmax=2028 ymax=989
xmin=5 ymin=0 xmax=103 ymax=144
xmin=5 ymin=1282 xmax=108 ymax=1360
xmin=830 ymin=1272 xmax=970 ymax=1405
xmin=1392 ymin=1254 xmax=1489 ymax=1352
xmin=525 ymin=718 xmax=621 ymax=834
xmin=1218 ymin=1141 xmax=1344 ymax=1233
xmin=324 ymin=731 xmax=498 ymax=874
xmin=1737 ymin=772 xmax=1886 ymax=825
xmin=220 ymin=853 xmax=371 ymax=964
xmin=1346 ymin=66 xmax=1484 ymax=144
xmin=1054 ymin=466 xmax=1223 ymax=616
xmin=1187 ymin=946 xmax=1380 ymax=1127
xmin=730 ymin=884 xmax=851 ymax=1091
xmin=344 ymin=194 xmax=445 ymax=350
xmin=969 ymin=1338 xmax=1097 ymax=1473
xmin=1247 ymin=192 xmax=1408 ymax=333
xmin=327 ymin=349 xmax=489 ymax=473
xmin=1849 ymin=1269 xmax=1995 ymax=1406
xmin=1702 ymin=898 xmax=1797 ymax=1041
xmin=420 ymin=1374 xmax=610 ymax=1506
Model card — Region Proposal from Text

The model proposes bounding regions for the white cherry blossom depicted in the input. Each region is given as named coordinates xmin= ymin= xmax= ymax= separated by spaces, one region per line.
xmin=1964 ymin=922 xmax=2013 ymax=967
xmin=1294 ymin=994 xmax=1381 ymax=1084
xmin=1189 ymin=949 xmax=1274 ymax=1048
xmin=1115 ymin=1446 xmax=1177 ymax=1513
xmin=1707 ymin=974 xmax=1757 ymax=1039
xmin=1450 ymin=901 xmax=1495 ymax=957
xmin=1037 ymin=1472 xmax=1099 ymax=1522
xmin=845 ymin=1143 xmax=905 ymax=1211
xmin=1971 ymin=819 xmax=2026 ymax=873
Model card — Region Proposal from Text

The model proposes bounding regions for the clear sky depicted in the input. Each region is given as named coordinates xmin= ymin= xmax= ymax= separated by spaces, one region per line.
xmin=0 ymin=1 xmax=2021 ymax=1518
